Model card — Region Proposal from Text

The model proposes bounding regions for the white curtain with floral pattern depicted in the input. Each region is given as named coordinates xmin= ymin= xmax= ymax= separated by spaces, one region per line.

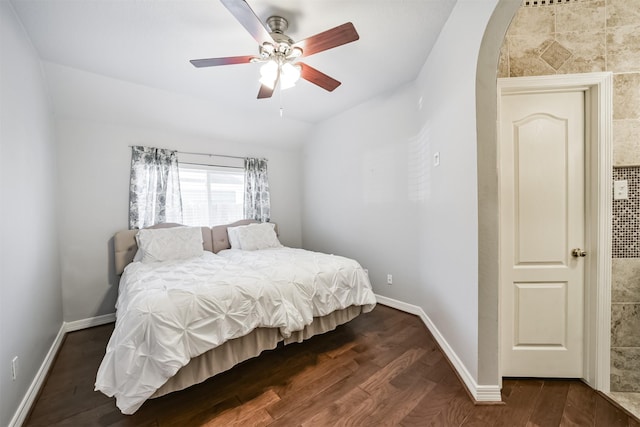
xmin=244 ymin=157 xmax=270 ymax=222
xmin=128 ymin=146 xmax=183 ymax=229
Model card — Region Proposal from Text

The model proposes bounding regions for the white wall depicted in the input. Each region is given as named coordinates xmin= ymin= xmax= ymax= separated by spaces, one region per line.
xmin=0 ymin=3 xmax=62 ymax=426
xmin=302 ymin=83 xmax=422 ymax=302
xmin=302 ymin=0 xmax=500 ymax=388
xmin=56 ymin=118 xmax=302 ymax=321
xmin=413 ymin=0 xmax=500 ymax=383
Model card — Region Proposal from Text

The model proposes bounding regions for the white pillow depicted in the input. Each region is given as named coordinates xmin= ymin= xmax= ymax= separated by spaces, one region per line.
xmin=235 ymin=222 xmax=282 ymax=251
xmin=132 ymin=249 xmax=143 ymax=263
xmin=135 ymin=226 xmax=203 ymax=262
xmin=227 ymin=226 xmax=244 ymax=249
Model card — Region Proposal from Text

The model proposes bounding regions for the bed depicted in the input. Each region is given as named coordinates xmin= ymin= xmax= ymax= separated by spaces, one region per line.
xmin=95 ymin=220 xmax=376 ymax=414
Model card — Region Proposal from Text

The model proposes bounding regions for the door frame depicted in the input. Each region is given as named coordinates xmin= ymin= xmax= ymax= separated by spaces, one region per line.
xmin=497 ymin=72 xmax=613 ymax=391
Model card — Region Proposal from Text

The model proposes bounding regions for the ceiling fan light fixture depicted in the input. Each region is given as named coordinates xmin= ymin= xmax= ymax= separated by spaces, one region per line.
xmin=260 ymin=42 xmax=275 ymax=57
xmin=259 ymin=75 xmax=276 ymax=89
xmin=260 ymin=60 xmax=278 ymax=79
xmin=280 ymin=62 xmax=301 ymax=89
xmin=289 ymin=47 xmax=303 ymax=58
xmin=259 ymin=60 xmax=278 ymax=89
xmin=276 ymin=42 xmax=290 ymax=54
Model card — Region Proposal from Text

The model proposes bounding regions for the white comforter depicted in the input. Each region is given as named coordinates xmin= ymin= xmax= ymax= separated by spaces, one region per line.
xmin=95 ymin=248 xmax=375 ymax=414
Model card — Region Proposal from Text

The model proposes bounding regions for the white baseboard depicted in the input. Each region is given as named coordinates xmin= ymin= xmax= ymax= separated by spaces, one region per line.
xmin=65 ymin=312 xmax=116 ymax=332
xmin=8 ymin=324 xmax=66 ymax=427
xmin=8 ymin=313 xmax=116 ymax=427
xmin=374 ymin=294 xmax=502 ymax=403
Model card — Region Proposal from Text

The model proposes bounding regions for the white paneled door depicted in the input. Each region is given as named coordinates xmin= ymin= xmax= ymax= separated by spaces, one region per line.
xmin=500 ymin=90 xmax=585 ymax=377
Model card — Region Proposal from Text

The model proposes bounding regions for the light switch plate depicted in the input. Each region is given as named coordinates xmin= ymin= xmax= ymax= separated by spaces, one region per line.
xmin=614 ymin=180 xmax=629 ymax=200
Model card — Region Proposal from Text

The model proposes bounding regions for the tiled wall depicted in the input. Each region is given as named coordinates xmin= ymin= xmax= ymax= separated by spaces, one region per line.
xmin=611 ymin=258 xmax=640 ymax=391
xmin=499 ymin=0 xmax=640 ymax=166
xmin=501 ymin=0 xmax=640 ymax=392
xmin=613 ymin=168 xmax=640 ymax=258
xmin=612 ymin=168 xmax=640 ymax=391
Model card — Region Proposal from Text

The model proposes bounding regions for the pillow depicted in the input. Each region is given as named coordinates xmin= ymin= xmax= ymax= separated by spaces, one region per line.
xmin=135 ymin=226 xmax=203 ymax=262
xmin=235 ymin=222 xmax=282 ymax=251
xmin=132 ymin=249 xmax=143 ymax=263
xmin=227 ymin=226 xmax=244 ymax=249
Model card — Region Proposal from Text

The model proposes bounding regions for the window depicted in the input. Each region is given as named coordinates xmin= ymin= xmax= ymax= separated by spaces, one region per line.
xmin=178 ymin=164 xmax=244 ymax=227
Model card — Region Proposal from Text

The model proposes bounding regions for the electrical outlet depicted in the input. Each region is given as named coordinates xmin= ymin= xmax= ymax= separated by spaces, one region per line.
xmin=11 ymin=356 xmax=18 ymax=381
xmin=387 ymin=274 xmax=393 ymax=285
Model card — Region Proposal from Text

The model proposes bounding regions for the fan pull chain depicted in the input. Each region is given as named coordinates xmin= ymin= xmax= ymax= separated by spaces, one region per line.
xmin=279 ymin=84 xmax=284 ymax=118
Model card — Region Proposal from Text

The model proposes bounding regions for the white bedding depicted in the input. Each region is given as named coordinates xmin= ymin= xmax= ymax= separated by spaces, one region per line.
xmin=95 ymin=249 xmax=375 ymax=414
xmin=217 ymin=247 xmax=376 ymax=317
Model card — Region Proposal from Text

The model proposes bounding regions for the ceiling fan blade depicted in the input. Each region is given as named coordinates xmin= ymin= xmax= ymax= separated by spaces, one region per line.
xmin=257 ymin=72 xmax=279 ymax=99
xmin=299 ymin=63 xmax=341 ymax=92
xmin=190 ymin=55 xmax=255 ymax=67
xmin=258 ymin=73 xmax=280 ymax=99
xmin=220 ymin=0 xmax=274 ymax=46
xmin=294 ymin=22 xmax=359 ymax=58
xmin=257 ymin=84 xmax=274 ymax=99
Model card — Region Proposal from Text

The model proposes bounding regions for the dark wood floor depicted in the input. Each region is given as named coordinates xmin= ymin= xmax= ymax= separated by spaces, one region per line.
xmin=25 ymin=305 xmax=640 ymax=426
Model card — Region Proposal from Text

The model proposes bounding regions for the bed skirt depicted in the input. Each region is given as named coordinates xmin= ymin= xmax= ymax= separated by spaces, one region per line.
xmin=151 ymin=305 xmax=363 ymax=399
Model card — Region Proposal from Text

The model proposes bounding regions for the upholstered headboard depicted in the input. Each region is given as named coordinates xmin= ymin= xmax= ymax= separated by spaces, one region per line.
xmin=113 ymin=223 xmax=213 ymax=275
xmin=210 ymin=219 xmax=259 ymax=253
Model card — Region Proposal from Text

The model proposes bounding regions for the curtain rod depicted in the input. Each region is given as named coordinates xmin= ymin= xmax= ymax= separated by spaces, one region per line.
xmin=179 ymin=162 xmax=243 ymax=169
xmin=128 ymin=146 xmax=267 ymax=161
xmin=178 ymin=151 xmax=268 ymax=162
xmin=178 ymin=151 xmax=246 ymax=160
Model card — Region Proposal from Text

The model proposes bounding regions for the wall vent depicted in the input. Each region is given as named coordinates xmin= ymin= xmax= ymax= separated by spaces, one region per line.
xmin=522 ymin=0 xmax=587 ymax=7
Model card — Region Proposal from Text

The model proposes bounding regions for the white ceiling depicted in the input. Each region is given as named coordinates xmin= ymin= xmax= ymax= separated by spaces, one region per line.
xmin=10 ymin=0 xmax=456 ymax=131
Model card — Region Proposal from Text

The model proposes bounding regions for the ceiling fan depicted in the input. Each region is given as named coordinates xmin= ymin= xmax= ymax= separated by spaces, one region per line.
xmin=190 ymin=0 xmax=360 ymax=99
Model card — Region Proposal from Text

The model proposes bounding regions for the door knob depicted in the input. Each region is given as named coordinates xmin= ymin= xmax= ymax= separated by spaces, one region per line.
xmin=572 ymin=248 xmax=587 ymax=257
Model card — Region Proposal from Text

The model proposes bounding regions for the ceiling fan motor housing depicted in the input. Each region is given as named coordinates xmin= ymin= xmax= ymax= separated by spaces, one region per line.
xmin=266 ymin=16 xmax=288 ymax=34
xmin=261 ymin=16 xmax=296 ymax=57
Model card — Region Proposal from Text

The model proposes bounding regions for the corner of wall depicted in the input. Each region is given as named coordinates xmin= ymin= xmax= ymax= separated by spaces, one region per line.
xmin=475 ymin=0 xmax=522 ymax=387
